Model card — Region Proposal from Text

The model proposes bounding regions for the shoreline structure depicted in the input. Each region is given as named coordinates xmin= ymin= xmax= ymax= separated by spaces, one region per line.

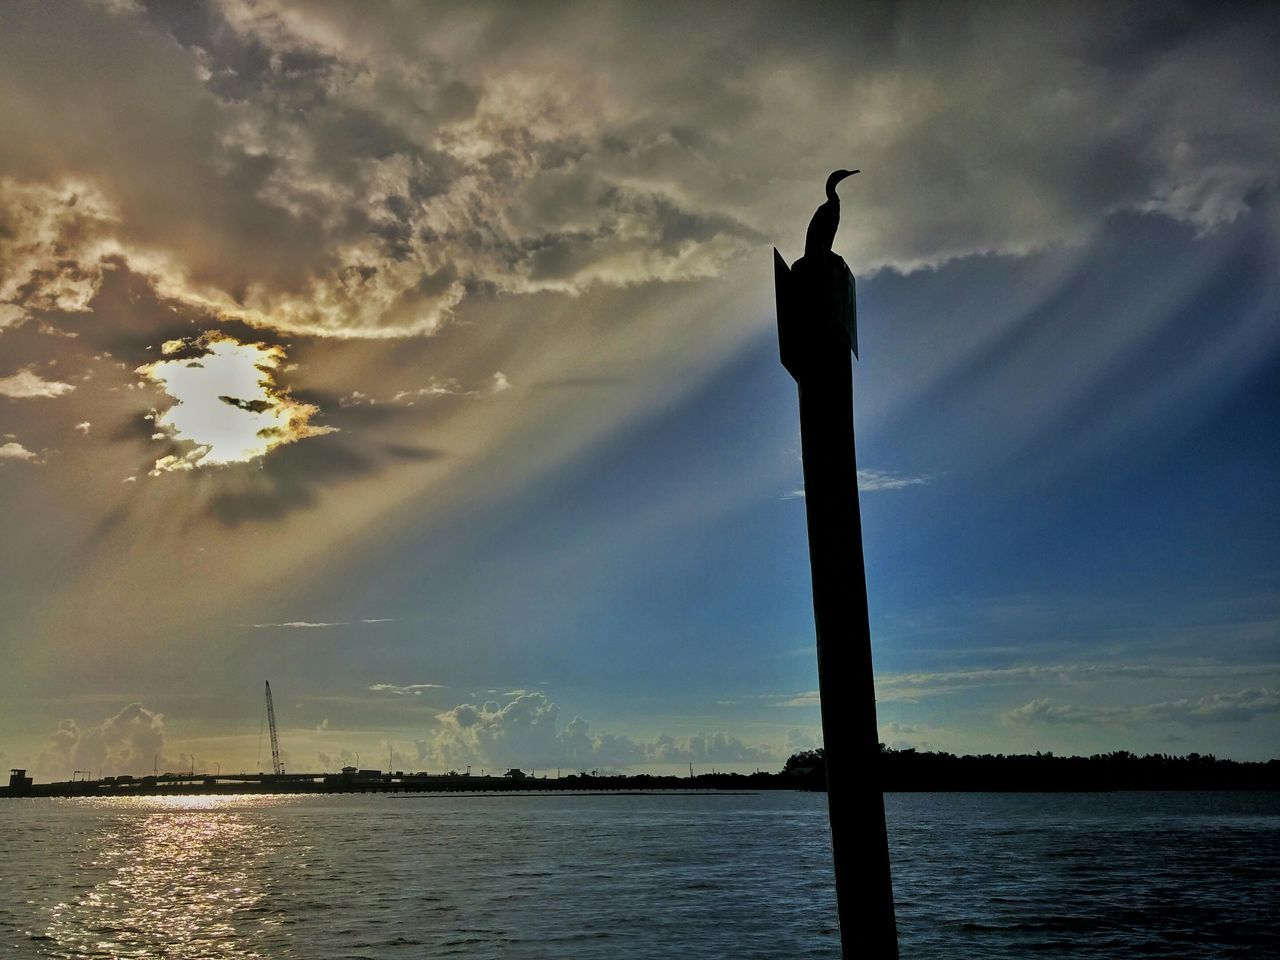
xmin=7 ymin=749 xmax=1277 ymax=798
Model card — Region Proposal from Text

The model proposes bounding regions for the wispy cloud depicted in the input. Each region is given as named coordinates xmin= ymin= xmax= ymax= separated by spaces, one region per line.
xmin=251 ymin=621 xmax=344 ymax=629
xmin=778 ymin=691 xmax=821 ymax=707
xmin=782 ymin=469 xmax=934 ymax=500
xmin=876 ymin=662 xmax=1280 ymax=703
xmin=1002 ymin=688 xmax=1280 ymax=727
xmin=856 ymin=470 xmax=933 ymax=492
xmin=250 ymin=618 xmax=395 ymax=629
xmin=341 ymin=373 xmax=514 ymax=407
xmin=770 ymin=662 xmax=1280 ymax=707
xmin=368 ymin=683 xmax=444 ymax=696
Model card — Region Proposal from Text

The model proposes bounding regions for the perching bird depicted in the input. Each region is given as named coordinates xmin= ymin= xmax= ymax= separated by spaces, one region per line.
xmin=804 ymin=168 xmax=859 ymax=260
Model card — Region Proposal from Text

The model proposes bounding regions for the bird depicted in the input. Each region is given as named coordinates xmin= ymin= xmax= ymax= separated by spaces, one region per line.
xmin=804 ymin=168 xmax=859 ymax=260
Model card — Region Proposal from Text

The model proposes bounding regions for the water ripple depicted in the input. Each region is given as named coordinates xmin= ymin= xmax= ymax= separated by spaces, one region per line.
xmin=0 ymin=791 xmax=1276 ymax=957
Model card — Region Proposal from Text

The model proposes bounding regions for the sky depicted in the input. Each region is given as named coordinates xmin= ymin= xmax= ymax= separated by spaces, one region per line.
xmin=1 ymin=0 xmax=1277 ymax=780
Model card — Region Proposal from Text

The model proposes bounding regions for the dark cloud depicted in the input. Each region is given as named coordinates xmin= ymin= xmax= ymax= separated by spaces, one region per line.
xmin=201 ymin=435 xmax=388 ymax=526
xmin=2 ymin=2 xmax=1273 ymax=347
xmin=219 ymin=395 xmax=272 ymax=414
xmin=380 ymin=443 xmax=444 ymax=462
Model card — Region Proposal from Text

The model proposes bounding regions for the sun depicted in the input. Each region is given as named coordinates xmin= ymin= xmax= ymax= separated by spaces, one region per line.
xmin=137 ymin=332 xmax=335 ymax=475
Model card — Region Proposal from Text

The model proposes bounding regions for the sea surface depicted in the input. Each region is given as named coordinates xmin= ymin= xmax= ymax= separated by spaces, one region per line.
xmin=0 ymin=790 xmax=1276 ymax=958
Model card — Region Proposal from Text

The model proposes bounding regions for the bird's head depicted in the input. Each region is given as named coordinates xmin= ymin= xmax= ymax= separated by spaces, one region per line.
xmin=826 ymin=168 xmax=860 ymax=200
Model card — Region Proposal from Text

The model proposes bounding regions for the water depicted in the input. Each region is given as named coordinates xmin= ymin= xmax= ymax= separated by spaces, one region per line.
xmin=0 ymin=791 xmax=1276 ymax=958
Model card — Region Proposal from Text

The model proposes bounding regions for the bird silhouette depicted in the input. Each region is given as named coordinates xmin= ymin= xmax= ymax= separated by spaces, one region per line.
xmin=804 ymin=169 xmax=859 ymax=260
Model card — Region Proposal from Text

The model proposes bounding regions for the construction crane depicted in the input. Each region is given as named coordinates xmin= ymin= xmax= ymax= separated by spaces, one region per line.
xmin=265 ymin=680 xmax=283 ymax=775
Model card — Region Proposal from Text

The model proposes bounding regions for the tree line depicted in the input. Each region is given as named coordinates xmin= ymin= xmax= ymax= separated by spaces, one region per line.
xmin=775 ymin=746 xmax=1280 ymax=791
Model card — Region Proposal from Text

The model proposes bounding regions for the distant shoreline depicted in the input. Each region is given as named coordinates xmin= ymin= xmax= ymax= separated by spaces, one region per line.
xmin=5 ymin=747 xmax=1278 ymax=798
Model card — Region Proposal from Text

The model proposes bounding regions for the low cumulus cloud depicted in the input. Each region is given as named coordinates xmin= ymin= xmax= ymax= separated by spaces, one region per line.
xmin=879 ymin=722 xmax=940 ymax=752
xmin=38 ymin=702 xmax=171 ymax=778
xmin=1002 ymin=688 xmax=1280 ymax=728
xmin=422 ymin=692 xmax=776 ymax=771
xmin=0 ymin=440 xmax=40 ymax=463
xmin=0 ymin=367 xmax=76 ymax=399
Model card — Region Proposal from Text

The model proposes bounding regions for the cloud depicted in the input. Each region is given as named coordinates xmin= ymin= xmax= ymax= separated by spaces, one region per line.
xmin=422 ymin=691 xmax=777 ymax=771
xmin=782 ymin=470 xmax=934 ymax=499
xmin=39 ymin=702 xmax=170 ymax=778
xmin=856 ymin=470 xmax=932 ymax=492
xmin=874 ymin=662 xmax=1280 ymax=703
xmin=342 ymin=372 xmax=512 ymax=406
xmin=4 ymin=3 xmax=1273 ymax=346
xmin=250 ymin=618 xmax=394 ymax=628
xmin=877 ymin=722 xmax=941 ymax=753
xmin=0 ymin=177 xmax=123 ymax=330
xmin=1002 ymin=688 xmax=1280 ymax=727
xmin=0 ymin=441 xmax=39 ymax=463
xmin=770 ymin=663 xmax=1280 ymax=707
xmin=0 ymin=8 xmax=760 ymax=340
xmin=0 ymin=3 xmax=1275 ymax=763
xmin=251 ymin=620 xmax=344 ymax=629
xmin=779 ymin=691 xmax=821 ymax=708
xmin=645 ymin=730 xmax=775 ymax=766
xmin=368 ymin=683 xmax=443 ymax=696
xmin=0 ymin=367 xmax=76 ymax=399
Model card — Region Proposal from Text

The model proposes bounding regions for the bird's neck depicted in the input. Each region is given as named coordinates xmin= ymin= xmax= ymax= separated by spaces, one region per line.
xmin=824 ymin=172 xmax=845 ymax=202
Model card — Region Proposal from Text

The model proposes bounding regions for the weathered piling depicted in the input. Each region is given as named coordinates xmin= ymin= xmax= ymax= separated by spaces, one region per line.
xmin=775 ymin=246 xmax=898 ymax=958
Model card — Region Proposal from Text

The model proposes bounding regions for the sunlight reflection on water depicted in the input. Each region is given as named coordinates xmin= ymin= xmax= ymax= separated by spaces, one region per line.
xmin=42 ymin=796 xmax=302 ymax=958
xmin=3 ymin=792 xmax=1276 ymax=959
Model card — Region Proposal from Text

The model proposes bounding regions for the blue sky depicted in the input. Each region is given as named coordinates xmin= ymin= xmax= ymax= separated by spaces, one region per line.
xmin=0 ymin=1 xmax=1276 ymax=778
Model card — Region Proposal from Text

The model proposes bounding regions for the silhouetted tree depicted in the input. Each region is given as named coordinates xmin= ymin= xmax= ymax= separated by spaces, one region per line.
xmin=782 ymin=748 xmax=826 ymax=774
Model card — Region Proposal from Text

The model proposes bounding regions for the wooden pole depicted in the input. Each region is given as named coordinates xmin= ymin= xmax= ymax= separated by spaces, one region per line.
xmin=776 ymin=248 xmax=898 ymax=958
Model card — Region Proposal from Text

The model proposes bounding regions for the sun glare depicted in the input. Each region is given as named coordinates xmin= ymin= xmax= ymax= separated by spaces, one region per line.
xmin=137 ymin=332 xmax=335 ymax=475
